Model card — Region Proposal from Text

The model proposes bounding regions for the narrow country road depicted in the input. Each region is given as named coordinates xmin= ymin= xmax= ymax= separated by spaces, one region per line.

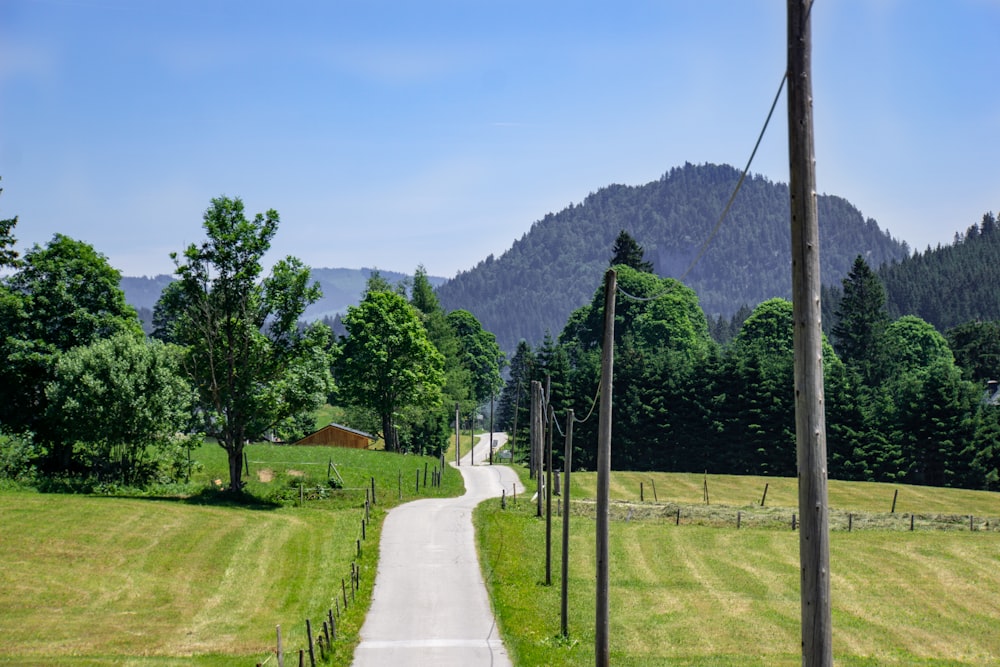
xmin=351 ymin=431 xmax=522 ymax=667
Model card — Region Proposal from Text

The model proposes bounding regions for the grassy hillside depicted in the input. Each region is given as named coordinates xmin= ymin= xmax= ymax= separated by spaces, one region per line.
xmin=476 ymin=469 xmax=1000 ymax=666
xmin=0 ymin=440 xmax=463 ymax=666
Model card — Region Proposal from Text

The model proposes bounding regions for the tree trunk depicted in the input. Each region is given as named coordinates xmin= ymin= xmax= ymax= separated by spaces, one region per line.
xmin=381 ymin=413 xmax=396 ymax=452
xmin=224 ymin=435 xmax=245 ymax=492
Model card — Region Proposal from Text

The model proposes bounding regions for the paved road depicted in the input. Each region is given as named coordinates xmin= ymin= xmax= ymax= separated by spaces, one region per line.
xmin=352 ymin=432 xmax=522 ymax=667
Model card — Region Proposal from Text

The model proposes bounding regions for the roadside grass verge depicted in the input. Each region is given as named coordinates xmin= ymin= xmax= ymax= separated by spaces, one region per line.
xmin=476 ymin=468 xmax=1000 ymax=666
xmin=0 ymin=439 xmax=462 ymax=666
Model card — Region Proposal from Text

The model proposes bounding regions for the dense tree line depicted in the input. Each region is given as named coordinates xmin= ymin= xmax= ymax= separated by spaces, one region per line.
xmin=498 ymin=240 xmax=1000 ymax=491
xmin=438 ymin=162 xmax=908 ymax=355
xmin=0 ymin=184 xmax=505 ymax=492
xmin=878 ymin=213 xmax=1000 ymax=331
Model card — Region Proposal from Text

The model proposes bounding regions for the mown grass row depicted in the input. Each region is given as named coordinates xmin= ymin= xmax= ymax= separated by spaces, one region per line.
xmin=475 ymin=468 xmax=1000 ymax=666
xmin=0 ymin=438 xmax=464 ymax=666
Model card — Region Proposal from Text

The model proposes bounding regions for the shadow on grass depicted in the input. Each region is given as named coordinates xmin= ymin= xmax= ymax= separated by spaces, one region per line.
xmin=30 ymin=475 xmax=285 ymax=510
xmin=91 ymin=488 xmax=285 ymax=510
xmin=178 ymin=486 xmax=284 ymax=510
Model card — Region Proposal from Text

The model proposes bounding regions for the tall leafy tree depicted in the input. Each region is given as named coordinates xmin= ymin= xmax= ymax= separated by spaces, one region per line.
xmin=336 ymin=289 xmax=444 ymax=452
xmin=164 ymin=197 xmax=333 ymax=491
xmin=403 ymin=265 xmax=468 ymax=455
xmin=446 ymin=309 xmax=505 ymax=405
xmin=45 ymin=333 xmax=193 ymax=486
xmin=880 ymin=315 xmax=953 ymax=380
xmin=0 ymin=235 xmax=141 ymax=466
xmin=0 ymin=177 xmax=19 ymax=268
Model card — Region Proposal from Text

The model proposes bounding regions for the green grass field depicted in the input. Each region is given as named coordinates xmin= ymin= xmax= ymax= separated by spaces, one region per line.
xmin=5 ymin=445 xmax=1000 ymax=666
xmin=475 ymin=468 xmax=1000 ymax=666
xmin=0 ymin=439 xmax=463 ymax=666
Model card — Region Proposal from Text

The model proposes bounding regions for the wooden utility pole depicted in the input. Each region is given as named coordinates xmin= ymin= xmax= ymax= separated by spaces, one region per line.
xmin=511 ymin=381 xmax=521 ymax=465
xmin=489 ymin=395 xmax=494 ymax=465
xmin=595 ymin=268 xmax=616 ymax=667
xmin=561 ymin=408 xmax=574 ymax=638
xmin=787 ymin=1 xmax=833 ymax=665
xmin=454 ymin=403 xmax=461 ymax=466
xmin=532 ymin=380 xmax=543 ymax=517
xmin=545 ymin=403 xmax=554 ymax=586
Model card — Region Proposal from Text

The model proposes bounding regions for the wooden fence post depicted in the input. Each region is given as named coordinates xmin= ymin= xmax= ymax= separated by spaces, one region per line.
xmin=306 ymin=619 xmax=316 ymax=667
xmin=276 ymin=624 xmax=284 ymax=667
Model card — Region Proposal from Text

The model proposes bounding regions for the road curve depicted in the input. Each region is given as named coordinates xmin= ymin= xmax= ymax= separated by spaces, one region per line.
xmin=351 ymin=432 xmax=522 ymax=667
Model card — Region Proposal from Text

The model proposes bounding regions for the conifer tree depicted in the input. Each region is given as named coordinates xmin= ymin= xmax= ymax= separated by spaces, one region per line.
xmin=832 ymin=255 xmax=889 ymax=386
xmin=609 ymin=229 xmax=654 ymax=272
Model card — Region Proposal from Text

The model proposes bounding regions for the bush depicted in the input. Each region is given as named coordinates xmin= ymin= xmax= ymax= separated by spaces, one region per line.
xmin=0 ymin=430 xmax=39 ymax=482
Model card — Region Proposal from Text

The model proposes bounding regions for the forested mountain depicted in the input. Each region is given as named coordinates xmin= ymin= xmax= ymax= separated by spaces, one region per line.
xmin=878 ymin=214 xmax=1000 ymax=331
xmin=436 ymin=162 xmax=908 ymax=354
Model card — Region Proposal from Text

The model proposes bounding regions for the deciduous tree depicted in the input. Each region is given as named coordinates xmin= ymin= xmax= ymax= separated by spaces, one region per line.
xmin=45 ymin=332 xmax=193 ymax=486
xmin=0 ymin=177 xmax=19 ymax=268
xmin=163 ymin=196 xmax=333 ymax=492
xmin=446 ymin=309 xmax=505 ymax=405
xmin=0 ymin=235 xmax=141 ymax=466
xmin=336 ymin=289 xmax=444 ymax=452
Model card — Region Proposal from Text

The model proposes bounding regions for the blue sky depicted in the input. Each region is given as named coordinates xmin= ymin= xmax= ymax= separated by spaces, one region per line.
xmin=2 ymin=0 xmax=998 ymax=279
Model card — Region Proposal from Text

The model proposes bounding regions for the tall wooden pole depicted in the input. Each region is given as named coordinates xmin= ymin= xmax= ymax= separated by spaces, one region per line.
xmin=787 ymin=2 xmax=833 ymax=665
xmin=455 ymin=403 xmax=461 ymax=466
xmin=561 ymin=409 xmax=574 ymax=638
xmin=529 ymin=381 xmax=537 ymax=480
xmin=545 ymin=403 xmax=554 ymax=586
xmin=489 ymin=394 xmax=494 ymax=465
xmin=595 ymin=268 xmax=616 ymax=667
xmin=511 ymin=381 xmax=521 ymax=465
xmin=532 ymin=380 xmax=543 ymax=517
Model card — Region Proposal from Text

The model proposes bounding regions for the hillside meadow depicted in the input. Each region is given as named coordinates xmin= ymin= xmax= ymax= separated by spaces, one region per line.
xmin=476 ymin=469 xmax=1000 ymax=666
xmin=0 ymin=438 xmax=464 ymax=666
xmin=4 ymin=445 xmax=1000 ymax=666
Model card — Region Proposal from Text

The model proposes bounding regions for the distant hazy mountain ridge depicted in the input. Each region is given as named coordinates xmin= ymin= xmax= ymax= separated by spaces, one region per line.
xmin=121 ymin=268 xmax=446 ymax=324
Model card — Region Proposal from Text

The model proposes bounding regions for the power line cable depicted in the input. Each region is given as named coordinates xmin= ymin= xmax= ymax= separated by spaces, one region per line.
xmin=616 ymin=69 xmax=788 ymax=305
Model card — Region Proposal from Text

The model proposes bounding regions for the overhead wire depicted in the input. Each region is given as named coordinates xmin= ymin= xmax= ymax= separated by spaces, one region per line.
xmin=531 ymin=49 xmax=796 ymax=441
xmin=616 ymin=69 xmax=788 ymax=304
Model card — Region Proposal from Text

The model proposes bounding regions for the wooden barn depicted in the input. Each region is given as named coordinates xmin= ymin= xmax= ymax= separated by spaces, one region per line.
xmin=294 ymin=423 xmax=374 ymax=449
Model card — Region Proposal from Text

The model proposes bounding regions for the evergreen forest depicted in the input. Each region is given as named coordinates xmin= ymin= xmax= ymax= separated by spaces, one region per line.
xmin=498 ymin=248 xmax=1000 ymax=492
